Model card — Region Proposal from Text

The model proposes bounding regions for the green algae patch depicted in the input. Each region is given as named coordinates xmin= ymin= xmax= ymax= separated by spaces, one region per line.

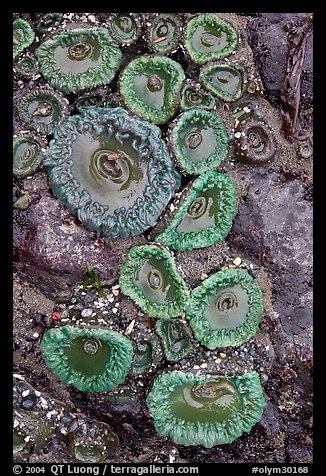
xmin=155 ymin=318 xmax=192 ymax=362
xmin=146 ymin=370 xmax=266 ymax=447
xmin=44 ymin=107 xmax=180 ymax=238
xmin=186 ymin=268 xmax=264 ymax=349
xmin=147 ymin=14 xmax=182 ymax=55
xmin=119 ymin=244 xmax=190 ymax=319
xmin=13 ymin=18 xmax=35 ymax=60
xmin=40 ymin=325 xmax=133 ymax=392
xmin=200 ymin=63 xmax=246 ymax=102
xmin=36 ymin=27 xmax=122 ymax=94
xmin=169 ymin=109 xmax=228 ymax=175
xmin=185 ymin=14 xmax=238 ymax=65
xmin=156 ymin=171 xmax=236 ymax=251
xmin=119 ymin=55 xmax=185 ymax=125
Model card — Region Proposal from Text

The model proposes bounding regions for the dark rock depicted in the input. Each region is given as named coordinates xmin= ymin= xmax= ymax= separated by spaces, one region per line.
xmin=21 ymin=393 xmax=37 ymax=410
xmin=258 ymin=402 xmax=281 ymax=438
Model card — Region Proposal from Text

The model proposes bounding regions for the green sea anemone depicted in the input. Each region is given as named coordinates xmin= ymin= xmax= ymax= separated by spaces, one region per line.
xmin=108 ymin=13 xmax=141 ymax=45
xmin=36 ymin=27 xmax=122 ymax=94
xmin=131 ymin=339 xmax=156 ymax=374
xmin=119 ymin=55 xmax=185 ymax=124
xmin=14 ymin=53 xmax=39 ymax=80
xmin=44 ymin=107 xmax=181 ymax=238
xmin=156 ymin=171 xmax=237 ymax=251
xmin=180 ymin=81 xmax=215 ymax=111
xmin=119 ymin=244 xmax=190 ymax=319
xmin=186 ymin=268 xmax=264 ymax=349
xmin=13 ymin=18 xmax=35 ymax=59
xmin=16 ymin=86 xmax=69 ymax=136
xmin=199 ymin=62 xmax=247 ymax=102
xmin=155 ymin=318 xmax=192 ymax=362
xmin=36 ymin=13 xmax=63 ymax=34
xmin=185 ymin=14 xmax=238 ymax=65
xmin=234 ymin=118 xmax=276 ymax=165
xmin=13 ymin=135 xmax=44 ymax=178
xmin=146 ymin=14 xmax=182 ymax=55
xmin=40 ymin=325 xmax=134 ymax=392
xmin=168 ymin=109 xmax=228 ymax=175
xmin=146 ymin=370 xmax=266 ymax=447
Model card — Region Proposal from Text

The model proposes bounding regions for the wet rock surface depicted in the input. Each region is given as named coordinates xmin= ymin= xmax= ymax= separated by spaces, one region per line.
xmin=13 ymin=12 xmax=313 ymax=463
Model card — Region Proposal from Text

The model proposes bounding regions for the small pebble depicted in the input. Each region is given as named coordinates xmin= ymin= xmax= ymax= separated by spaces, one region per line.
xmin=81 ymin=309 xmax=92 ymax=318
xmin=233 ymin=257 xmax=242 ymax=266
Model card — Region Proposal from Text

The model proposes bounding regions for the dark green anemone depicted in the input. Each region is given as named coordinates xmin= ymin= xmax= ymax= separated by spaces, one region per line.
xmin=168 ymin=109 xmax=228 ymax=175
xmin=156 ymin=171 xmax=237 ymax=251
xmin=155 ymin=318 xmax=192 ymax=361
xmin=199 ymin=63 xmax=247 ymax=102
xmin=131 ymin=339 xmax=156 ymax=374
xmin=185 ymin=14 xmax=238 ymax=65
xmin=40 ymin=325 xmax=133 ymax=392
xmin=146 ymin=370 xmax=266 ymax=447
xmin=13 ymin=135 xmax=44 ymax=178
xmin=186 ymin=268 xmax=264 ymax=349
xmin=146 ymin=14 xmax=182 ymax=55
xmin=108 ymin=13 xmax=141 ymax=45
xmin=13 ymin=18 xmax=35 ymax=60
xmin=234 ymin=118 xmax=276 ymax=165
xmin=44 ymin=107 xmax=181 ymax=238
xmin=180 ymin=81 xmax=215 ymax=111
xmin=119 ymin=55 xmax=185 ymax=124
xmin=36 ymin=13 xmax=63 ymax=34
xmin=36 ymin=27 xmax=122 ymax=94
xmin=14 ymin=54 xmax=39 ymax=80
xmin=119 ymin=244 xmax=190 ymax=319
xmin=16 ymin=87 xmax=69 ymax=136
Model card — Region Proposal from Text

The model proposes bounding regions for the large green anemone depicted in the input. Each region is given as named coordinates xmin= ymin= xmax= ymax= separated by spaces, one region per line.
xmin=40 ymin=325 xmax=133 ymax=392
xmin=146 ymin=370 xmax=266 ymax=447
xmin=199 ymin=62 xmax=247 ymax=102
xmin=186 ymin=268 xmax=264 ymax=349
xmin=185 ymin=14 xmax=238 ymax=65
xmin=44 ymin=107 xmax=181 ymax=238
xmin=13 ymin=18 xmax=35 ymax=59
xmin=36 ymin=27 xmax=122 ymax=94
xmin=156 ymin=171 xmax=237 ymax=251
xmin=119 ymin=244 xmax=190 ymax=319
xmin=168 ymin=109 xmax=228 ymax=175
xmin=119 ymin=55 xmax=185 ymax=125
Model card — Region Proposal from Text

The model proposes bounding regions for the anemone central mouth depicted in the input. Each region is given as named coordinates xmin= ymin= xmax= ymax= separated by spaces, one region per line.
xmin=18 ymin=58 xmax=35 ymax=72
xmin=68 ymin=42 xmax=93 ymax=61
xmin=216 ymin=292 xmax=238 ymax=312
xmin=156 ymin=24 xmax=169 ymax=38
xmin=90 ymin=149 xmax=130 ymax=186
xmin=187 ymin=91 xmax=201 ymax=104
xmin=13 ymin=29 xmax=23 ymax=46
xmin=168 ymin=321 xmax=185 ymax=341
xmin=191 ymin=379 xmax=237 ymax=402
xmin=200 ymin=33 xmax=217 ymax=47
xmin=148 ymin=270 xmax=163 ymax=290
xmin=117 ymin=15 xmax=133 ymax=33
xmin=248 ymin=128 xmax=266 ymax=152
xmin=147 ymin=75 xmax=163 ymax=92
xmin=33 ymin=101 xmax=53 ymax=118
xmin=83 ymin=338 xmax=100 ymax=355
xmin=187 ymin=196 xmax=207 ymax=218
xmin=185 ymin=131 xmax=203 ymax=150
xmin=20 ymin=146 xmax=35 ymax=163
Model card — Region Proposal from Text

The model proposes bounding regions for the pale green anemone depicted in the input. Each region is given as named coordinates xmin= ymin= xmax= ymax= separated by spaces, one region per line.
xmin=13 ymin=18 xmax=35 ymax=59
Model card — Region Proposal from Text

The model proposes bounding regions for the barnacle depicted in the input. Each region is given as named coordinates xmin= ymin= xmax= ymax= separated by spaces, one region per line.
xmin=186 ymin=268 xmax=264 ymax=349
xmin=234 ymin=118 xmax=276 ymax=165
xmin=44 ymin=107 xmax=180 ymax=238
xmin=168 ymin=109 xmax=228 ymax=175
xmin=108 ymin=13 xmax=141 ymax=45
xmin=40 ymin=325 xmax=134 ymax=392
xmin=119 ymin=55 xmax=185 ymax=124
xmin=146 ymin=14 xmax=182 ymax=55
xmin=13 ymin=135 xmax=44 ymax=178
xmin=16 ymin=86 xmax=69 ymax=136
xmin=199 ymin=63 xmax=247 ymax=102
xmin=155 ymin=318 xmax=192 ymax=361
xmin=156 ymin=171 xmax=237 ymax=250
xmin=36 ymin=27 xmax=122 ymax=94
xmin=180 ymin=81 xmax=215 ymax=111
xmin=146 ymin=370 xmax=266 ymax=447
xmin=13 ymin=18 xmax=35 ymax=59
xmin=119 ymin=244 xmax=190 ymax=319
xmin=185 ymin=14 xmax=238 ymax=65
xmin=14 ymin=53 xmax=39 ymax=80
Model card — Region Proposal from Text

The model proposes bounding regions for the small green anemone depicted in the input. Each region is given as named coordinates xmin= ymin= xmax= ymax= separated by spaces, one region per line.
xmin=119 ymin=244 xmax=190 ymax=319
xmin=16 ymin=86 xmax=69 ymax=136
xmin=200 ymin=62 xmax=247 ymax=102
xmin=146 ymin=370 xmax=266 ymax=447
xmin=131 ymin=339 xmax=156 ymax=374
xmin=40 ymin=325 xmax=134 ymax=392
xmin=234 ymin=118 xmax=276 ymax=165
xmin=185 ymin=14 xmax=238 ymax=65
xmin=13 ymin=18 xmax=35 ymax=59
xmin=168 ymin=109 xmax=228 ymax=175
xmin=44 ymin=107 xmax=180 ymax=238
xmin=109 ymin=13 xmax=141 ymax=45
xmin=14 ymin=54 xmax=39 ymax=80
xmin=155 ymin=318 xmax=192 ymax=362
xmin=146 ymin=14 xmax=182 ymax=55
xmin=13 ymin=135 xmax=44 ymax=178
xmin=186 ymin=268 xmax=264 ymax=349
xmin=36 ymin=13 xmax=63 ymax=33
xmin=119 ymin=55 xmax=185 ymax=124
xmin=36 ymin=27 xmax=122 ymax=94
xmin=180 ymin=81 xmax=215 ymax=111
xmin=156 ymin=171 xmax=237 ymax=251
